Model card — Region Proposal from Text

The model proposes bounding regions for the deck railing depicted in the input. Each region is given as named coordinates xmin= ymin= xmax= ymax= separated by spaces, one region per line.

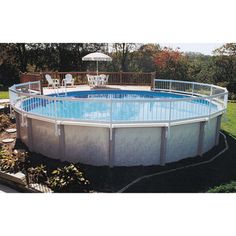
xmin=9 ymin=79 xmax=228 ymax=129
xmin=20 ymin=71 xmax=156 ymax=88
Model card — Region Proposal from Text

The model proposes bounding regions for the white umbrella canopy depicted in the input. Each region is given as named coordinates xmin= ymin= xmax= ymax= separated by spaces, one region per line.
xmin=82 ymin=52 xmax=112 ymax=75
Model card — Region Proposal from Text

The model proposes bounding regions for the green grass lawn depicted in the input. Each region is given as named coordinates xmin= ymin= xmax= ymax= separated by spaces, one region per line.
xmin=221 ymin=102 xmax=236 ymax=137
xmin=205 ymin=102 xmax=236 ymax=192
xmin=0 ymin=91 xmax=9 ymax=99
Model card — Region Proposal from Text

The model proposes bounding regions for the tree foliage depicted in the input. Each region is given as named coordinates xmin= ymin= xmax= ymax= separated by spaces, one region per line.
xmin=212 ymin=43 xmax=236 ymax=97
xmin=213 ymin=43 xmax=236 ymax=56
xmin=154 ymin=47 xmax=188 ymax=81
xmin=132 ymin=44 xmax=160 ymax=72
xmin=1 ymin=43 xmax=236 ymax=98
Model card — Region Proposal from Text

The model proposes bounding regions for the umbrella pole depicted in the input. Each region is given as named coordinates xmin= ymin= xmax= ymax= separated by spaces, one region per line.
xmin=96 ymin=61 xmax=98 ymax=76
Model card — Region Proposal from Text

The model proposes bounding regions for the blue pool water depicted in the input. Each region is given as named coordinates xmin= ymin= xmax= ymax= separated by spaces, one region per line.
xmin=22 ymin=90 xmax=218 ymax=122
xmin=55 ymin=90 xmax=187 ymax=99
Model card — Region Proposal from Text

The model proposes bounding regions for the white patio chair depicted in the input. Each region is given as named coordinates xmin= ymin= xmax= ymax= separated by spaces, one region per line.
xmin=45 ymin=74 xmax=60 ymax=89
xmin=87 ymin=74 xmax=96 ymax=87
xmin=96 ymin=74 xmax=107 ymax=86
xmin=62 ymin=74 xmax=75 ymax=87
xmin=100 ymin=74 xmax=109 ymax=86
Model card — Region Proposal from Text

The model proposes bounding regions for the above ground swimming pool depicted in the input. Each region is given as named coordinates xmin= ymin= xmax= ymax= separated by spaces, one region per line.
xmin=10 ymin=80 xmax=228 ymax=167
xmin=21 ymin=90 xmax=218 ymax=123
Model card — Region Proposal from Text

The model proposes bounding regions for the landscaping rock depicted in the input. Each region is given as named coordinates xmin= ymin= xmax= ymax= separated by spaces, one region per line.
xmin=2 ymin=138 xmax=15 ymax=143
xmin=5 ymin=128 xmax=17 ymax=133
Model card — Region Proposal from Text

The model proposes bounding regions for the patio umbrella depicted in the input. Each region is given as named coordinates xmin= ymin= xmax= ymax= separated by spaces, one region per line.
xmin=82 ymin=52 xmax=112 ymax=75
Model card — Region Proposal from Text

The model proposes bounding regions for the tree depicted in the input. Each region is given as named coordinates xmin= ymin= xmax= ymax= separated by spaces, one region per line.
xmin=14 ymin=43 xmax=28 ymax=72
xmin=111 ymin=43 xmax=138 ymax=71
xmin=186 ymin=53 xmax=216 ymax=83
xmin=213 ymin=43 xmax=236 ymax=97
xmin=0 ymin=44 xmax=21 ymax=86
xmin=130 ymin=44 xmax=160 ymax=72
xmin=27 ymin=43 xmax=59 ymax=71
xmin=213 ymin=43 xmax=236 ymax=56
xmin=26 ymin=43 xmax=108 ymax=72
xmin=154 ymin=47 xmax=188 ymax=80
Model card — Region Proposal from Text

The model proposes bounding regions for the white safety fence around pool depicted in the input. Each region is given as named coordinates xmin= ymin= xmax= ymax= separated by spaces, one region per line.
xmin=9 ymin=80 xmax=228 ymax=127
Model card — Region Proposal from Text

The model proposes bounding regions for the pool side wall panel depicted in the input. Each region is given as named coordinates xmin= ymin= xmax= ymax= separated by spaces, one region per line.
xmin=203 ymin=116 xmax=217 ymax=153
xmin=166 ymin=123 xmax=199 ymax=163
xmin=113 ymin=127 xmax=162 ymax=166
xmin=15 ymin=111 xmax=221 ymax=167
xmin=31 ymin=119 xmax=60 ymax=159
xmin=64 ymin=126 xmax=109 ymax=165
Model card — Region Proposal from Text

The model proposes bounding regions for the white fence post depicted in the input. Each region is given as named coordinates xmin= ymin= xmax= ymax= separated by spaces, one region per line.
xmin=54 ymin=97 xmax=60 ymax=136
xmin=208 ymin=95 xmax=213 ymax=122
xmin=20 ymin=95 xmax=27 ymax=127
xmin=192 ymin=82 xmax=194 ymax=96
xmin=224 ymin=92 xmax=228 ymax=108
xmin=109 ymin=99 xmax=113 ymax=139
xmin=167 ymin=100 xmax=172 ymax=137
xmin=210 ymin=85 xmax=213 ymax=96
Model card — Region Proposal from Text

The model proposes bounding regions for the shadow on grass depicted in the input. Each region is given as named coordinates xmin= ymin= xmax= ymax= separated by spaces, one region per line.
xmin=14 ymin=131 xmax=236 ymax=193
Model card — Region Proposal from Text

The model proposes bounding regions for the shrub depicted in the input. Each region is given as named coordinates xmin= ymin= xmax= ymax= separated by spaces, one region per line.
xmin=0 ymin=149 xmax=28 ymax=173
xmin=228 ymin=92 xmax=236 ymax=101
xmin=13 ymin=149 xmax=29 ymax=163
xmin=207 ymin=181 xmax=236 ymax=193
xmin=0 ymin=150 xmax=22 ymax=173
xmin=27 ymin=165 xmax=48 ymax=184
xmin=0 ymin=113 xmax=11 ymax=132
xmin=48 ymin=164 xmax=90 ymax=192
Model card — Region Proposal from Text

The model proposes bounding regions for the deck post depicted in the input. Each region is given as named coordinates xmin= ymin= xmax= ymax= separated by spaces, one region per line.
xmin=119 ymin=72 xmax=123 ymax=84
xmin=197 ymin=121 xmax=206 ymax=156
xmin=160 ymin=126 xmax=168 ymax=165
xmin=151 ymin=72 xmax=156 ymax=90
xmin=215 ymin=115 xmax=222 ymax=146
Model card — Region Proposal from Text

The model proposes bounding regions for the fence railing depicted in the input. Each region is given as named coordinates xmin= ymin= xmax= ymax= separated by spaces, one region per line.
xmin=9 ymin=80 xmax=228 ymax=127
xmin=20 ymin=71 xmax=156 ymax=87
xmin=154 ymin=79 xmax=228 ymax=107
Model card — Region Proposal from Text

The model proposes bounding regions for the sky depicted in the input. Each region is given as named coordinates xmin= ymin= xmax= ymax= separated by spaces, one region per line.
xmin=159 ymin=43 xmax=223 ymax=55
